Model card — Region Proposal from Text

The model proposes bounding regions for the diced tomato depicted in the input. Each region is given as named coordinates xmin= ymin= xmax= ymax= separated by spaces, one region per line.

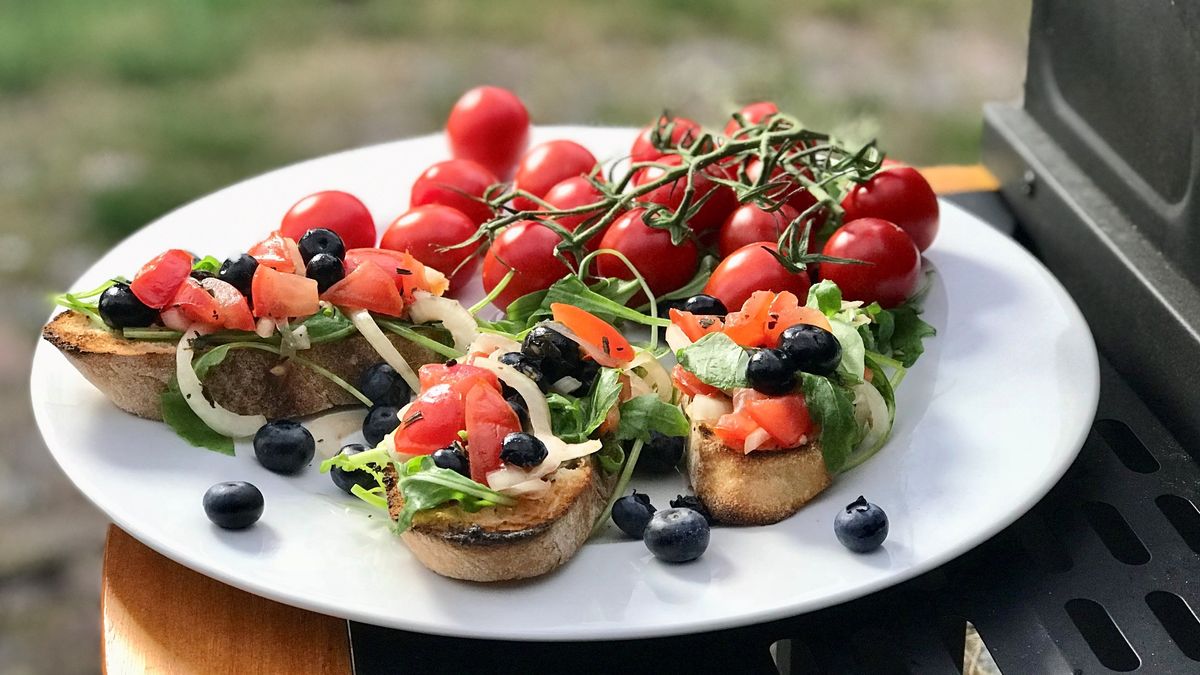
xmin=344 ymin=248 xmax=433 ymax=302
xmin=713 ymin=409 xmax=758 ymax=451
xmin=168 ymin=277 xmax=222 ymax=328
xmin=550 ymin=303 xmax=633 ymax=366
xmin=198 ymin=277 xmax=256 ymax=331
xmin=130 ymin=249 xmax=193 ymax=309
xmin=763 ymin=292 xmax=832 ymax=347
xmin=464 ymin=383 xmax=522 ymax=485
xmin=250 ymin=265 xmax=319 ymax=319
xmin=744 ymin=393 xmax=813 ymax=448
xmin=394 ymin=384 xmax=465 ymax=456
xmin=672 ymin=364 xmax=724 ymax=398
xmin=418 ymin=362 xmax=501 ymax=396
xmin=320 ymin=260 xmax=405 ymax=317
xmin=722 ymin=290 xmax=775 ymax=348
xmin=248 ymin=231 xmax=304 ymax=274
xmin=669 ymin=308 xmax=725 ymax=342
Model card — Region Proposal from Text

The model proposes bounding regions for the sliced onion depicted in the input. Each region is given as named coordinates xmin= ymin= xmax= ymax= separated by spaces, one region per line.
xmin=162 ymin=307 xmax=192 ymax=333
xmin=665 ymin=323 xmax=693 ymax=352
xmin=744 ymin=427 xmax=772 ymax=454
xmin=290 ymin=324 xmax=311 ymax=351
xmin=255 ymin=317 xmax=275 ymax=339
xmin=347 ymin=308 xmax=421 ymax=392
xmin=487 ymin=436 xmax=602 ymax=491
xmin=852 ymin=382 xmax=890 ymax=453
xmin=408 ymin=291 xmax=478 ymax=352
xmin=627 ymin=349 xmax=673 ymax=402
xmin=501 ymin=478 xmax=552 ymax=498
xmin=686 ymin=394 xmax=732 ymax=424
xmin=550 ymin=376 xmax=582 ymax=395
xmin=468 ymin=332 xmax=522 ymax=358
xmin=176 ymin=329 xmax=267 ymax=438
xmin=472 ymin=358 xmax=552 ymax=437
xmin=423 ymin=267 xmax=450 ymax=296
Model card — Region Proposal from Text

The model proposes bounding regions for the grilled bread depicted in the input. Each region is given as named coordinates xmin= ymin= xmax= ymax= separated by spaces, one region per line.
xmin=42 ymin=309 xmax=439 ymax=421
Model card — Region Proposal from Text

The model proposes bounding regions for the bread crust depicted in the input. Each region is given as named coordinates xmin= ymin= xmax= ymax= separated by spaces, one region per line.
xmin=42 ymin=310 xmax=439 ymax=420
xmin=687 ymin=421 xmax=831 ymax=526
xmin=385 ymin=458 xmax=613 ymax=582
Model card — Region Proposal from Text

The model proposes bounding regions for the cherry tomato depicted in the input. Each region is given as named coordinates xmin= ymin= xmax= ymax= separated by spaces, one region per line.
xmin=672 ymin=364 xmax=724 ymax=399
xmin=632 ymin=154 xmax=736 ymax=236
xmin=410 ymin=159 xmax=499 ymax=225
xmin=344 ymin=248 xmax=437 ymax=301
xmin=551 ymin=303 xmax=633 ymax=366
xmin=820 ymin=217 xmax=920 ymax=308
xmin=465 ymin=382 xmax=522 ymax=485
xmin=446 ymin=86 xmax=530 ymax=179
xmin=281 ymin=191 xmax=376 ymax=250
xmin=250 ymin=265 xmax=319 ymax=319
xmin=704 ymin=243 xmax=811 ymax=314
xmin=596 ymin=208 xmax=699 ymax=301
xmin=320 ymin=258 xmax=405 ymax=317
xmin=394 ymin=383 xmax=465 ymax=456
xmin=540 ymin=175 xmax=611 ymax=249
xmin=841 ymin=166 xmax=939 ymax=251
xmin=723 ymin=101 xmax=780 ymax=138
xmin=380 ymin=205 xmax=480 ymax=289
xmin=481 ymin=220 xmax=574 ymax=310
xmin=198 ymin=277 xmax=255 ymax=331
xmin=130 ymin=249 xmax=193 ymax=309
xmin=418 ymin=362 xmax=500 ymax=397
xmin=512 ymin=140 xmax=597 ymax=211
xmin=168 ymin=277 xmax=222 ymax=328
xmin=248 ymin=231 xmax=304 ymax=274
xmin=668 ymin=308 xmax=725 ymax=342
xmin=718 ymin=202 xmax=803 ymax=258
xmin=630 ymin=116 xmax=702 ymax=163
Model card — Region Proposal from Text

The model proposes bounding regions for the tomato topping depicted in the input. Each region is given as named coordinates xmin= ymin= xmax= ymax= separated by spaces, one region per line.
xmin=248 ymin=232 xmax=304 ymax=274
xmin=344 ymin=248 xmax=433 ymax=302
xmin=250 ymin=265 xmax=319 ymax=319
xmin=464 ymin=383 xmax=522 ymax=485
xmin=168 ymin=277 xmax=222 ymax=328
xmin=722 ymin=290 xmax=775 ymax=348
xmin=672 ymin=364 xmax=723 ymax=399
xmin=130 ymin=249 xmax=193 ymax=309
xmin=713 ymin=410 xmax=758 ymax=451
xmin=744 ymin=393 xmax=813 ymax=448
xmin=394 ymin=384 xmax=465 ymax=456
xmin=418 ymin=362 xmax=500 ymax=397
xmin=199 ymin=278 xmax=256 ymax=331
xmin=550 ymin=303 xmax=633 ymax=366
xmin=320 ymin=260 xmax=405 ymax=317
xmin=669 ymin=308 xmax=725 ymax=342
xmin=762 ymin=292 xmax=832 ymax=347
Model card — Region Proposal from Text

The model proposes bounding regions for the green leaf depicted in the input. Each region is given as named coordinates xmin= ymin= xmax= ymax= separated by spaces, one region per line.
xmin=656 ymin=255 xmax=719 ymax=303
xmin=806 ymin=279 xmax=843 ymax=316
xmin=376 ymin=318 xmax=461 ymax=359
xmin=191 ymin=255 xmax=223 ymax=275
xmin=801 ymin=373 xmax=858 ymax=473
xmin=597 ymin=437 xmax=625 ymax=474
xmin=297 ymin=305 xmax=356 ymax=344
xmin=545 ymin=367 xmax=623 ymax=443
xmin=546 ymin=393 xmax=584 ymax=440
xmin=392 ymin=455 xmax=515 ymax=532
xmin=888 ymin=305 xmax=936 ymax=368
xmin=159 ymin=377 xmax=234 ymax=455
xmin=829 ymin=317 xmax=865 ymax=385
xmin=615 ymin=394 xmax=688 ymax=441
xmin=543 ymin=275 xmax=669 ymax=328
xmin=676 ymin=332 xmax=750 ymax=390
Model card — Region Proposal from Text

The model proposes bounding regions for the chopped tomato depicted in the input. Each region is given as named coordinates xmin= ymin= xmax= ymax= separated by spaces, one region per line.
xmin=722 ymin=290 xmax=774 ymax=348
xmin=713 ymin=410 xmax=758 ymax=451
xmin=744 ymin=393 xmax=813 ymax=448
xmin=418 ymin=362 xmax=501 ymax=396
xmin=669 ymin=308 xmax=725 ymax=342
xmin=464 ymin=383 xmax=522 ymax=485
xmin=248 ymin=232 xmax=304 ymax=274
xmin=762 ymin=292 xmax=832 ymax=347
xmin=168 ymin=277 xmax=222 ymax=328
xmin=672 ymin=364 xmax=724 ymax=398
xmin=250 ymin=265 xmax=319 ymax=319
xmin=320 ymin=260 xmax=405 ymax=317
xmin=130 ymin=249 xmax=193 ymax=309
xmin=550 ymin=303 xmax=633 ymax=366
xmin=344 ymin=248 xmax=432 ymax=302
xmin=394 ymin=384 xmax=465 ymax=456
xmin=199 ymin=278 xmax=256 ymax=332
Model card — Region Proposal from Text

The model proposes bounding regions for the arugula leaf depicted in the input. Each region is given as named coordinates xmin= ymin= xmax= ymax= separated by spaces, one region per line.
xmin=160 ymin=377 xmax=234 ymax=455
xmin=801 ymin=373 xmax=858 ymax=474
xmin=192 ymin=255 xmax=223 ymax=275
xmin=597 ymin=437 xmax=625 ymax=474
xmin=392 ymin=455 xmax=515 ymax=532
xmin=676 ymin=332 xmax=749 ymax=390
xmin=546 ymin=393 xmax=584 ymax=440
xmin=376 ymin=318 xmax=461 ymax=358
xmin=297 ymin=305 xmax=356 ymax=344
xmin=481 ymin=275 xmax=669 ymax=333
xmin=864 ymin=353 xmax=897 ymax=422
xmin=615 ymin=394 xmax=688 ymax=441
xmin=888 ymin=304 xmax=936 ymax=367
xmin=546 ymin=367 xmax=623 ymax=443
xmin=806 ymin=279 xmax=843 ymax=316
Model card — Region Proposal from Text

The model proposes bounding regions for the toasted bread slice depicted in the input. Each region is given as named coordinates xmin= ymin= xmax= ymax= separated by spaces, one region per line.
xmin=42 ymin=310 xmax=439 ymax=421
xmin=384 ymin=457 xmax=613 ymax=582
xmin=687 ymin=421 xmax=831 ymax=526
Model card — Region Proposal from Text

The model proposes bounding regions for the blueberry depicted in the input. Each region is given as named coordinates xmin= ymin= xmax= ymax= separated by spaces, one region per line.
xmin=564 ymin=358 xmax=600 ymax=396
xmin=330 ymin=443 xmax=378 ymax=495
xmin=746 ymin=348 xmax=797 ymax=395
xmin=431 ymin=443 xmax=470 ymax=477
xmin=682 ymin=294 xmax=727 ymax=316
xmin=363 ymin=405 xmax=401 ymax=446
xmin=98 ymin=281 xmax=157 ymax=329
xmin=253 ymin=420 xmax=315 ymax=474
xmin=669 ymin=494 xmax=716 ymax=525
xmin=521 ymin=326 xmax=583 ymax=382
xmin=612 ymin=491 xmax=656 ymax=538
xmin=656 ymin=297 xmax=688 ymax=317
xmin=500 ymin=432 xmax=548 ymax=467
xmin=644 ymin=507 xmax=710 ymax=562
xmin=297 ymin=228 xmax=346 ymax=263
xmin=304 ymin=253 xmax=345 ymax=293
xmin=504 ymin=391 xmax=530 ymax=430
xmin=778 ymin=324 xmax=841 ymax=376
xmin=834 ymin=496 xmax=889 ymax=553
xmin=189 ymin=269 xmax=215 ymax=281
xmin=357 ymin=363 xmax=412 ymax=407
xmin=203 ymin=481 xmax=264 ymax=529
xmin=638 ymin=431 xmax=685 ymax=473
xmin=499 ymin=351 xmax=545 ymax=390
xmin=218 ymin=253 xmax=258 ymax=298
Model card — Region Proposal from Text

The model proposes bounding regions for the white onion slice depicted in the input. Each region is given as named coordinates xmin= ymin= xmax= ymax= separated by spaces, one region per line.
xmin=175 ymin=329 xmax=267 ymax=438
xmin=686 ymin=394 xmax=732 ymax=424
xmin=550 ymin=376 xmax=582 ymax=395
xmin=254 ymin=317 xmax=275 ymax=339
xmin=665 ymin=323 xmax=693 ymax=353
xmin=290 ymin=324 xmax=311 ymax=351
xmin=852 ymin=381 xmax=890 ymax=453
xmin=471 ymin=358 xmax=552 ymax=437
xmin=501 ymin=479 xmax=552 ymax=498
xmin=408 ymin=291 xmax=478 ymax=352
xmin=347 ymin=309 xmax=421 ymax=392
xmin=627 ymin=350 xmax=673 ymax=402
xmin=468 ymin=332 xmax=522 ymax=358
xmin=487 ymin=436 xmax=602 ymax=491
xmin=423 ymin=266 xmax=450 ymax=296
xmin=162 ymin=307 xmax=191 ymax=333
xmin=744 ymin=427 xmax=772 ymax=454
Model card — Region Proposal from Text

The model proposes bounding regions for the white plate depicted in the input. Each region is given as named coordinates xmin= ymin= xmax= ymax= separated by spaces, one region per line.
xmin=30 ymin=126 xmax=1098 ymax=641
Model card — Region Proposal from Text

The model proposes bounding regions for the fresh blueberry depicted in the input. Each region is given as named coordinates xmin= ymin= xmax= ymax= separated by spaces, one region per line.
xmin=363 ymin=405 xmax=401 ymax=446
xmin=500 ymin=432 xmax=548 ymax=467
xmin=638 ymin=431 xmax=685 ymax=473
xmin=218 ymin=253 xmax=258 ymax=298
xmin=98 ymin=282 xmax=157 ymax=329
xmin=670 ymin=494 xmax=716 ymax=525
xmin=503 ymin=390 xmax=530 ymax=430
xmin=357 ymin=363 xmax=412 ymax=407
xmin=612 ymin=491 xmax=656 ymax=538
xmin=330 ymin=443 xmax=377 ymax=495
xmin=297 ymin=228 xmax=346 ymax=263
xmin=746 ymin=348 xmax=797 ymax=395
xmin=431 ymin=443 xmax=470 ymax=477
xmin=521 ymin=326 xmax=583 ymax=382
xmin=644 ymin=507 xmax=710 ymax=562
xmin=203 ymin=481 xmax=264 ymax=529
xmin=499 ymin=351 xmax=544 ymax=390
xmin=564 ymin=358 xmax=600 ymax=396
xmin=253 ymin=420 xmax=315 ymax=474
xmin=656 ymin=297 xmax=688 ymax=318
xmin=778 ymin=324 xmax=841 ymax=376
xmin=682 ymin=294 xmax=728 ymax=316
xmin=305 ymin=253 xmax=345 ymax=293
xmin=834 ymin=496 xmax=889 ymax=553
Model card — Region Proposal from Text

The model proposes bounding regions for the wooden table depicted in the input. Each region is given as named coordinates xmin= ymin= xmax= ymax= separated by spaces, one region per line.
xmin=99 ymin=165 xmax=1000 ymax=674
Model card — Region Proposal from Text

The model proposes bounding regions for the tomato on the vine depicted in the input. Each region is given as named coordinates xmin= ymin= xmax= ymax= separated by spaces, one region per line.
xmin=723 ymin=101 xmax=780 ymax=138
xmin=540 ymin=174 xmax=610 ymax=240
xmin=744 ymin=157 xmax=819 ymax=216
xmin=819 ymin=217 xmax=920 ymax=308
xmin=632 ymin=154 xmax=737 ymax=236
xmin=841 ymin=166 xmax=939 ymax=251
xmin=718 ymin=202 xmax=805 ymax=258
xmin=446 ymin=86 xmax=530 ymax=179
xmin=596 ymin=208 xmax=699 ymax=300
xmin=380 ymin=205 xmax=480 ymax=289
xmin=703 ymin=242 xmax=810 ymax=312
xmin=481 ymin=220 xmax=574 ymax=309
xmin=630 ymin=116 xmax=702 ymax=163
xmin=281 ymin=191 xmax=376 ymax=250
xmin=511 ymin=140 xmax=597 ymax=211
xmin=410 ymin=159 xmax=499 ymax=226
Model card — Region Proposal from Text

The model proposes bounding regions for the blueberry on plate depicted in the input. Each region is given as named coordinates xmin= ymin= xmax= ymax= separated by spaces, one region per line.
xmin=431 ymin=443 xmax=470 ymax=477
xmin=669 ymin=494 xmax=716 ymax=525
xmin=834 ymin=496 xmax=889 ymax=553
xmin=612 ymin=491 xmax=656 ymax=538
xmin=745 ymin=348 xmax=797 ymax=395
xmin=357 ymin=363 xmax=412 ymax=407
xmin=305 ymin=253 xmax=345 ymax=293
xmin=638 ymin=431 xmax=685 ymax=473
xmin=297 ymin=228 xmax=346 ymax=263
xmin=330 ymin=443 xmax=378 ymax=494
xmin=203 ymin=481 xmax=264 ymax=530
xmin=363 ymin=405 xmax=401 ymax=446
xmin=97 ymin=281 xmax=158 ymax=329
xmin=681 ymin=293 xmax=728 ymax=317
xmin=253 ymin=420 xmax=315 ymax=474
xmin=500 ymin=432 xmax=548 ymax=467
xmin=217 ymin=253 xmax=258 ymax=298
xmin=644 ymin=507 xmax=710 ymax=562
xmin=778 ymin=323 xmax=841 ymax=376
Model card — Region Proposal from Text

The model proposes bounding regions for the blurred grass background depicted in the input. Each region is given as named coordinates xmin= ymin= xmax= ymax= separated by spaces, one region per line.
xmin=0 ymin=1 xmax=1028 ymax=672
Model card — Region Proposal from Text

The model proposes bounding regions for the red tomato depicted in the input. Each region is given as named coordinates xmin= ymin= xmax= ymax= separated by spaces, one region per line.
xmin=410 ymin=159 xmax=499 ymax=225
xmin=820 ymin=217 xmax=921 ymax=308
xmin=631 ymin=154 xmax=736 ymax=235
xmin=723 ymin=101 xmax=780 ymax=138
xmin=250 ymin=265 xmax=319 ymax=319
xmin=551 ymin=303 xmax=633 ymax=366
xmin=199 ymin=277 xmax=255 ymax=331
xmin=394 ymin=384 xmax=465 ymax=456
xmin=344 ymin=248 xmax=435 ymax=302
xmin=380 ymin=205 xmax=480 ymax=289
xmin=718 ymin=203 xmax=802 ymax=258
xmin=446 ymin=86 xmax=530 ymax=179
xmin=630 ymin=116 xmax=701 ymax=163
xmin=841 ymin=166 xmax=939 ymax=251
xmin=512 ymin=140 xmax=597 ymax=211
xmin=596 ymin=208 xmax=699 ymax=300
xmin=481 ymin=220 xmax=574 ymax=310
xmin=762 ymin=291 xmax=831 ymax=347
xmin=248 ymin=231 xmax=304 ymax=274
xmin=281 ymin=191 xmax=376 ymax=250
xmin=713 ymin=409 xmax=758 ymax=451
xmin=130 ymin=249 xmax=193 ymax=309
xmin=669 ymin=308 xmax=725 ymax=342
xmin=704 ymin=242 xmax=811 ymax=313
xmin=721 ymin=290 xmax=775 ymax=348
xmin=418 ymin=362 xmax=500 ymax=397
xmin=744 ymin=393 xmax=813 ymax=448
xmin=320 ymin=259 xmax=405 ymax=317
xmin=465 ymin=383 xmax=522 ymax=485
xmin=540 ymin=175 xmax=607 ymax=232
xmin=744 ymin=157 xmax=819 ymax=216
xmin=168 ymin=277 xmax=222 ymax=328
xmin=672 ymin=364 xmax=724 ymax=398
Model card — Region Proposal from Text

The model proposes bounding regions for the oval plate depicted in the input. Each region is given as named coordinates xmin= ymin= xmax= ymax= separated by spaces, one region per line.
xmin=30 ymin=127 xmax=1098 ymax=641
